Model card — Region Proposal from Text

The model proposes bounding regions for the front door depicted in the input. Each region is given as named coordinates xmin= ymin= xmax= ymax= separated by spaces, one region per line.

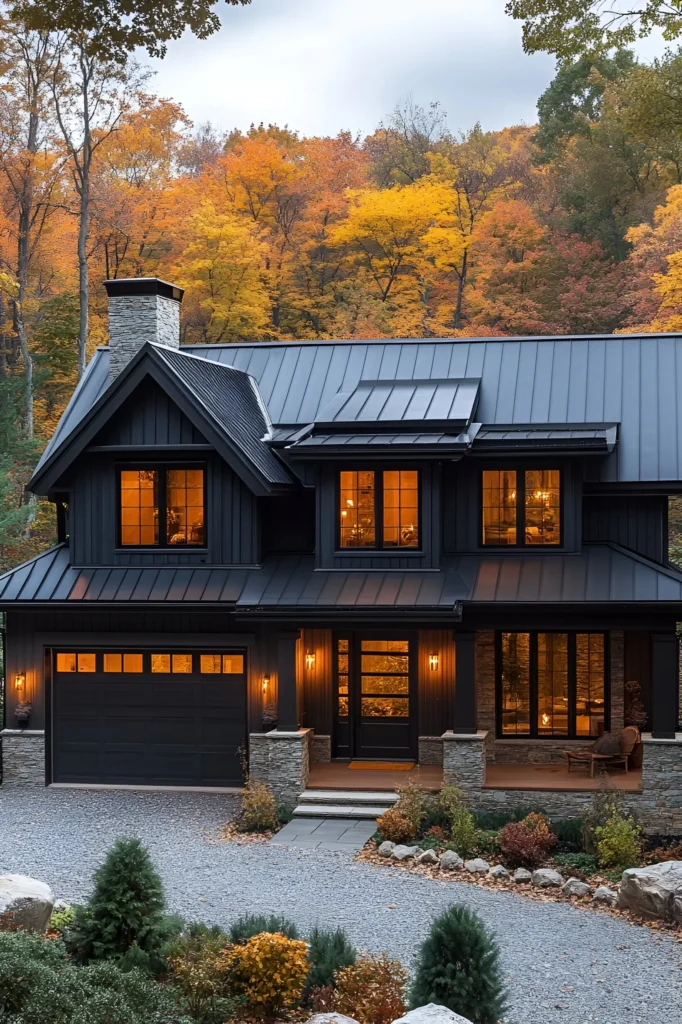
xmin=333 ymin=634 xmax=417 ymax=760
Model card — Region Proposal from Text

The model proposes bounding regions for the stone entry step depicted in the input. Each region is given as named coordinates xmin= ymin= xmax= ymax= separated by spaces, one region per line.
xmin=292 ymin=803 xmax=388 ymax=819
xmin=298 ymin=788 xmax=398 ymax=807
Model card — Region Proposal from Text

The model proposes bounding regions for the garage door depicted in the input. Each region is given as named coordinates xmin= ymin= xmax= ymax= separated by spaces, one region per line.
xmin=52 ymin=649 xmax=247 ymax=787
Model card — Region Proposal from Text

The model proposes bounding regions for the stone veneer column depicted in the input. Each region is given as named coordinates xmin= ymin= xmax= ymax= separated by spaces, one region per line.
xmin=248 ymin=729 xmax=312 ymax=806
xmin=441 ymin=730 xmax=488 ymax=800
xmin=0 ymin=730 xmax=45 ymax=787
xmin=640 ymin=733 xmax=682 ymax=835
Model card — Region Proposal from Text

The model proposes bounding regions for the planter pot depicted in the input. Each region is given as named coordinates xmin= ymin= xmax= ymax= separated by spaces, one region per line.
xmin=14 ymin=702 xmax=33 ymax=727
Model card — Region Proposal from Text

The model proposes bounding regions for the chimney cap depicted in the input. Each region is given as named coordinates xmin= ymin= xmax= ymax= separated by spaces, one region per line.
xmin=104 ymin=277 xmax=184 ymax=302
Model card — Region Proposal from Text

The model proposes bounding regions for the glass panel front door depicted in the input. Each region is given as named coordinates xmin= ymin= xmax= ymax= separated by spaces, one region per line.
xmin=334 ymin=635 xmax=416 ymax=760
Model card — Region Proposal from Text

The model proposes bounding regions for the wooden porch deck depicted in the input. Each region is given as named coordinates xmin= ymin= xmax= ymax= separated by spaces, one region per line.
xmin=307 ymin=761 xmax=642 ymax=793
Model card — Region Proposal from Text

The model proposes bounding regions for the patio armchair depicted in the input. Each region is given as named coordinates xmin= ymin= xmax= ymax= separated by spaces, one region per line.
xmin=564 ymin=726 xmax=640 ymax=777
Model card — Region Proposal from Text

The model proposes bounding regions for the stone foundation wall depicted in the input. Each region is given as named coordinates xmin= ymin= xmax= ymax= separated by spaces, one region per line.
xmin=639 ymin=734 xmax=682 ymax=835
xmin=248 ymin=729 xmax=312 ymax=806
xmin=311 ymin=735 xmax=331 ymax=764
xmin=418 ymin=736 xmax=443 ymax=765
xmin=492 ymin=740 xmax=590 ymax=764
xmin=475 ymin=632 xmax=496 ymax=758
xmin=0 ymin=730 xmax=45 ymax=787
xmin=610 ymin=631 xmax=625 ymax=732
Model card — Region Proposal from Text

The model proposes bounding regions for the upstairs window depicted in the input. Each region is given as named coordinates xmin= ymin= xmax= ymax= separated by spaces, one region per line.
xmin=339 ymin=469 xmax=419 ymax=549
xmin=119 ymin=467 xmax=205 ymax=547
xmin=482 ymin=469 xmax=561 ymax=546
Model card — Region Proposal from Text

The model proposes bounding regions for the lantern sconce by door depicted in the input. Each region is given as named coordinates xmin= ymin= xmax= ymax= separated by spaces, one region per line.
xmin=305 ymin=651 xmax=316 ymax=671
xmin=429 ymin=653 xmax=439 ymax=671
xmin=15 ymin=672 xmax=26 ymax=691
xmin=262 ymin=675 xmax=270 ymax=694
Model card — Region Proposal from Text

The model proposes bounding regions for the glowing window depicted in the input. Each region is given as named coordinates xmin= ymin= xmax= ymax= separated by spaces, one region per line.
xmin=119 ymin=467 xmax=204 ymax=547
xmin=337 ymin=637 xmax=349 ymax=718
xmin=120 ymin=470 xmax=159 ymax=547
xmin=525 ymin=470 xmax=561 ymax=545
xmin=77 ymin=653 xmax=96 ymax=673
xmin=200 ymin=655 xmax=222 ymax=674
xmin=222 ymin=655 xmax=244 ymax=674
xmin=382 ymin=470 xmax=419 ymax=548
xmin=339 ymin=470 xmax=419 ymax=549
xmin=167 ymin=469 xmax=205 ymax=547
xmin=103 ymin=653 xmax=122 ymax=673
xmin=172 ymin=654 xmax=193 ymax=673
xmin=482 ymin=470 xmax=517 ymax=545
xmin=123 ymin=654 xmax=143 ymax=673
xmin=151 ymin=654 xmax=171 ymax=673
xmin=56 ymin=653 xmax=76 ymax=673
xmin=339 ymin=471 xmax=375 ymax=548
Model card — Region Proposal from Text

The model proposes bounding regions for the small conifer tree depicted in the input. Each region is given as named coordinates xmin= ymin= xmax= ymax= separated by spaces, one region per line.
xmin=68 ymin=837 xmax=168 ymax=966
xmin=305 ymin=926 xmax=356 ymax=998
xmin=410 ymin=905 xmax=507 ymax=1024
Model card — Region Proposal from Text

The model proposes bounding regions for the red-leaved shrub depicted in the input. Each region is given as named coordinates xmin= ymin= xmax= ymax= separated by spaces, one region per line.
xmin=498 ymin=812 xmax=556 ymax=868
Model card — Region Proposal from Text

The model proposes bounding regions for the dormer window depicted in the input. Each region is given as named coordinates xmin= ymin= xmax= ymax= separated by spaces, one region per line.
xmin=119 ymin=467 xmax=205 ymax=548
xmin=339 ymin=469 xmax=419 ymax=549
xmin=482 ymin=469 xmax=561 ymax=546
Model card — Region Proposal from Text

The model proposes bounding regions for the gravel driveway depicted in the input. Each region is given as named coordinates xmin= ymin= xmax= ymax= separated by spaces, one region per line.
xmin=0 ymin=788 xmax=679 ymax=1024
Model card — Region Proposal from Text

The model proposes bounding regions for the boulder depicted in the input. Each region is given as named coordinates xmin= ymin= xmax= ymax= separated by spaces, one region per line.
xmin=53 ymin=899 xmax=71 ymax=912
xmin=392 ymin=1002 xmax=473 ymax=1024
xmin=562 ymin=877 xmax=592 ymax=898
xmin=532 ymin=868 xmax=563 ymax=888
xmin=418 ymin=849 xmax=440 ymax=866
xmin=440 ymin=850 xmax=464 ymax=871
xmin=0 ymin=874 xmax=54 ymax=933
xmin=513 ymin=867 xmax=532 ymax=883
xmin=378 ymin=841 xmax=396 ymax=857
xmin=592 ymin=885 xmax=618 ymax=905
xmin=391 ymin=845 xmax=420 ymax=861
xmin=489 ymin=864 xmax=510 ymax=880
xmin=305 ymin=1015 xmax=360 ymax=1024
xmin=464 ymin=858 xmax=490 ymax=874
xmin=618 ymin=861 xmax=682 ymax=924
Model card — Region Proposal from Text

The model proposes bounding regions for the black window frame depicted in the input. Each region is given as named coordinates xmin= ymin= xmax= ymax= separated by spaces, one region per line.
xmin=480 ymin=465 xmax=564 ymax=549
xmin=495 ymin=630 xmax=610 ymax=740
xmin=116 ymin=462 xmax=207 ymax=550
xmin=336 ymin=466 xmax=422 ymax=552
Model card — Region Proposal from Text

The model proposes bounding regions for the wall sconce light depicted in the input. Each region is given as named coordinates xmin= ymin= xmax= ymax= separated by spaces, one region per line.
xmin=305 ymin=651 xmax=316 ymax=670
xmin=15 ymin=672 xmax=26 ymax=691
xmin=262 ymin=675 xmax=270 ymax=693
xmin=429 ymin=653 xmax=439 ymax=671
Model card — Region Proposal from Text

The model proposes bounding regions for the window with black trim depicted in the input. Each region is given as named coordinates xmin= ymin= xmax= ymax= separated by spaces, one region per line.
xmin=119 ymin=466 xmax=205 ymax=547
xmin=482 ymin=468 xmax=561 ymax=546
xmin=338 ymin=469 xmax=419 ymax=549
xmin=498 ymin=631 xmax=606 ymax=738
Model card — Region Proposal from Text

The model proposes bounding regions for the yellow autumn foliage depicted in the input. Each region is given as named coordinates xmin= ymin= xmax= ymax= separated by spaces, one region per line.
xmin=220 ymin=931 xmax=310 ymax=1017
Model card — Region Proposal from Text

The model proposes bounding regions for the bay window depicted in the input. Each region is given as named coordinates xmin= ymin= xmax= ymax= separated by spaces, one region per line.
xmin=498 ymin=631 xmax=606 ymax=738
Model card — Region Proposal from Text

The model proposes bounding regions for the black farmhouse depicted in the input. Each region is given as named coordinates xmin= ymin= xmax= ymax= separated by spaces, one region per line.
xmin=0 ymin=277 xmax=680 ymax=831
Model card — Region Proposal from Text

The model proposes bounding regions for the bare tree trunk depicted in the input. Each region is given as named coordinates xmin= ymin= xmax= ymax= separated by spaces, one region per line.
xmin=77 ymin=173 xmax=89 ymax=377
xmin=453 ymin=249 xmax=468 ymax=330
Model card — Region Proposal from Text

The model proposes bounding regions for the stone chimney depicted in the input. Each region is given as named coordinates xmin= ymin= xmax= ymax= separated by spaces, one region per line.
xmin=104 ymin=277 xmax=184 ymax=378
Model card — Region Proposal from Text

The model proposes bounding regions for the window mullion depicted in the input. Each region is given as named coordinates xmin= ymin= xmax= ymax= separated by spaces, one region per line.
xmin=159 ymin=466 xmax=167 ymax=547
xmin=377 ymin=469 xmax=383 ymax=550
xmin=530 ymin=632 xmax=538 ymax=738
xmin=568 ymin=633 xmax=577 ymax=738
xmin=518 ymin=469 xmax=525 ymax=548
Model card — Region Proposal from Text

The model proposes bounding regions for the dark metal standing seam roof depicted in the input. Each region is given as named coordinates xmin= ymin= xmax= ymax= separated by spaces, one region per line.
xmin=316 ymin=378 xmax=481 ymax=428
xmin=27 ymin=332 xmax=682 ymax=484
xmin=3 ymin=543 xmax=682 ymax=607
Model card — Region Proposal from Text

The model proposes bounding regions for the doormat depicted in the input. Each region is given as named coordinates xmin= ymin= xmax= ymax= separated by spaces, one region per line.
xmin=349 ymin=761 xmax=415 ymax=771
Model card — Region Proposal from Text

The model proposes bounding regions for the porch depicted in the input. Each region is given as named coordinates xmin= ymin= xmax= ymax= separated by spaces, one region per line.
xmin=306 ymin=760 xmax=642 ymax=794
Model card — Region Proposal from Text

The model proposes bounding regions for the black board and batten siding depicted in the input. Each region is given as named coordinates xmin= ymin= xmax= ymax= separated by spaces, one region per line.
xmin=65 ymin=380 xmax=260 ymax=567
xmin=582 ymin=495 xmax=668 ymax=564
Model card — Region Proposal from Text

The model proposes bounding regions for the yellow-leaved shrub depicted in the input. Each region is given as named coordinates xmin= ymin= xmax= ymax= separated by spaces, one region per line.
xmin=220 ymin=931 xmax=309 ymax=1017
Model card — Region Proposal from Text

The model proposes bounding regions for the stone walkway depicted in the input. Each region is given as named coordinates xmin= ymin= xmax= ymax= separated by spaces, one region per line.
xmin=270 ymin=816 xmax=377 ymax=851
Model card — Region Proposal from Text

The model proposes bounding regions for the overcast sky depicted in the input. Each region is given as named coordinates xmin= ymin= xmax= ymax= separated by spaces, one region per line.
xmin=146 ymin=0 xmax=666 ymax=138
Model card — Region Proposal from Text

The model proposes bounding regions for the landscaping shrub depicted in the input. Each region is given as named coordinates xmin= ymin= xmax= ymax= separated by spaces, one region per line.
xmin=331 ymin=952 xmax=407 ymax=1024
xmin=0 ymin=931 xmax=184 ymax=1024
xmin=237 ymin=780 xmax=280 ymax=832
xmin=594 ymin=810 xmax=642 ymax=872
xmin=66 ymin=837 xmax=179 ymax=973
xmin=410 ymin=904 xmax=507 ymax=1024
xmin=228 ymin=913 xmax=299 ymax=944
xmin=553 ymin=818 xmax=583 ymax=852
xmin=473 ymin=806 xmax=542 ymax=831
xmin=49 ymin=905 xmax=77 ymax=935
xmin=376 ymin=808 xmax=416 ymax=844
xmin=581 ymin=783 xmax=624 ymax=854
xmin=498 ymin=812 xmax=557 ymax=869
xmin=553 ymin=852 xmax=598 ymax=877
xmin=394 ymin=777 xmax=430 ymax=832
xmin=304 ymin=926 xmax=356 ymax=999
xmin=166 ymin=928 xmax=234 ymax=1023
xmin=472 ymin=829 xmax=500 ymax=859
xmin=423 ymin=824 xmax=448 ymax=843
xmin=437 ymin=784 xmax=478 ymax=856
xmin=220 ymin=931 xmax=309 ymax=1017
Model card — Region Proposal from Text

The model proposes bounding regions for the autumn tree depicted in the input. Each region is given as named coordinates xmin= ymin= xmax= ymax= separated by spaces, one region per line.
xmin=365 ymin=98 xmax=448 ymax=186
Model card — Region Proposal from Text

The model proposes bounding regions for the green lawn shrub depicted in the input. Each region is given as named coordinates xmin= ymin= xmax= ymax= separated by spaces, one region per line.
xmin=552 ymin=817 xmax=583 ymax=852
xmin=553 ymin=852 xmax=598 ymax=877
xmin=438 ymin=785 xmax=477 ymax=858
xmin=410 ymin=904 xmax=507 ymax=1024
xmin=227 ymin=913 xmax=300 ymax=944
xmin=305 ymin=926 xmax=356 ymax=1000
xmin=66 ymin=837 xmax=181 ymax=974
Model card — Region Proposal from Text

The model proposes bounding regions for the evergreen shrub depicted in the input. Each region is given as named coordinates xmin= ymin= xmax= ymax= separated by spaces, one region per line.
xmin=410 ymin=904 xmax=507 ymax=1024
xmin=305 ymin=926 xmax=356 ymax=999
xmin=228 ymin=913 xmax=299 ymax=944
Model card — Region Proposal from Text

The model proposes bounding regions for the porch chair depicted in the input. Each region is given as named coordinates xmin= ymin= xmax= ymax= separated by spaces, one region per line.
xmin=563 ymin=726 xmax=640 ymax=778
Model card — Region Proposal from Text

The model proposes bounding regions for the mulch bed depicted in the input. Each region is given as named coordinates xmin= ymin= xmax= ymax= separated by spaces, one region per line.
xmin=356 ymin=843 xmax=682 ymax=940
